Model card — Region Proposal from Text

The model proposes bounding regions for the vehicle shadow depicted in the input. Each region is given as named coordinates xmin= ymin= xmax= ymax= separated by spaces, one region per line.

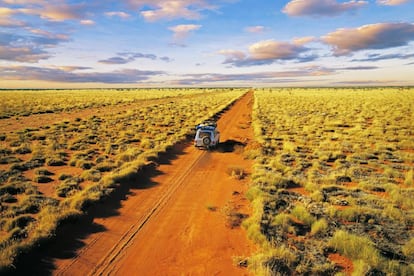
xmin=216 ymin=139 xmax=246 ymax=153
xmin=7 ymin=140 xmax=190 ymax=276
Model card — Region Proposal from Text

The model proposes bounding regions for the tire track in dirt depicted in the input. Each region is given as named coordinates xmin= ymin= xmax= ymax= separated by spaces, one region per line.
xmin=96 ymin=92 xmax=256 ymax=275
xmin=89 ymin=149 xmax=206 ymax=276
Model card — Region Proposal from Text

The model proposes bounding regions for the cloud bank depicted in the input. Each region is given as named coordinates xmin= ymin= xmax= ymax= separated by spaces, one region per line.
xmin=0 ymin=65 xmax=164 ymax=83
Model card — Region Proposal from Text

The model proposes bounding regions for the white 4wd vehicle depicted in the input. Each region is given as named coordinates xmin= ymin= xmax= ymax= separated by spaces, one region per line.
xmin=194 ymin=121 xmax=220 ymax=149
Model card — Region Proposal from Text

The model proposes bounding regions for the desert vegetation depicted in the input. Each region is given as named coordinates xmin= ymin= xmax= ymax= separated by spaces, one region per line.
xmin=0 ymin=88 xmax=245 ymax=270
xmin=244 ymin=87 xmax=414 ymax=275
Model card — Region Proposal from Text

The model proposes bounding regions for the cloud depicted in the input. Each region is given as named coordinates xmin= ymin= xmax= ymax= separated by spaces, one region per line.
xmin=339 ymin=66 xmax=379 ymax=70
xmin=377 ymin=0 xmax=412 ymax=5
xmin=105 ymin=11 xmax=131 ymax=19
xmin=283 ymin=0 xmax=368 ymax=17
xmin=0 ymin=45 xmax=50 ymax=63
xmin=126 ymin=0 xmax=216 ymax=22
xmin=99 ymin=52 xmax=170 ymax=64
xmin=1 ymin=1 xmax=96 ymax=25
xmin=0 ymin=32 xmax=68 ymax=62
xmin=80 ymin=19 xmax=95 ymax=25
xmin=322 ymin=22 xmax=414 ymax=55
xmin=219 ymin=39 xmax=315 ymax=67
xmin=0 ymin=65 xmax=165 ymax=83
xmin=245 ymin=26 xmax=265 ymax=33
xmin=352 ymin=52 xmax=414 ymax=62
xmin=0 ymin=7 xmax=26 ymax=27
xmin=160 ymin=56 xmax=173 ymax=62
xmin=174 ymin=66 xmax=335 ymax=85
xmin=293 ymin=36 xmax=317 ymax=45
xmin=99 ymin=57 xmax=132 ymax=65
xmin=18 ymin=3 xmax=88 ymax=22
xmin=168 ymin=24 xmax=202 ymax=41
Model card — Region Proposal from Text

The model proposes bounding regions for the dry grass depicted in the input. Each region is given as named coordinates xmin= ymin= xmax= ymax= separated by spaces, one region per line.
xmin=246 ymin=87 xmax=414 ymax=275
xmin=0 ymin=88 xmax=247 ymax=270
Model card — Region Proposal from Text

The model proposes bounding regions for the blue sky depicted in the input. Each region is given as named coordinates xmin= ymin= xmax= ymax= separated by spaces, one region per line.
xmin=1 ymin=0 xmax=414 ymax=88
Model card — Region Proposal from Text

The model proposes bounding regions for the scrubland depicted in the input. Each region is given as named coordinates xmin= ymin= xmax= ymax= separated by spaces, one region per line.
xmin=244 ymin=87 xmax=414 ymax=275
xmin=0 ymin=88 xmax=245 ymax=270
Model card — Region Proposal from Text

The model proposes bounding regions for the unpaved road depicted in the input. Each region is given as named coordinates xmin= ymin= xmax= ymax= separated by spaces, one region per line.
xmin=13 ymin=92 xmax=256 ymax=275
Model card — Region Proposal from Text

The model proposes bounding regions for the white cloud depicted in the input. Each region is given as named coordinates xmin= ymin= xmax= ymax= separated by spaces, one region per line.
xmin=322 ymin=22 xmax=414 ymax=55
xmin=293 ymin=36 xmax=317 ymax=46
xmin=80 ymin=19 xmax=95 ymax=25
xmin=219 ymin=38 xmax=315 ymax=66
xmin=377 ymin=0 xmax=412 ymax=5
xmin=127 ymin=0 xmax=217 ymax=21
xmin=168 ymin=24 xmax=202 ymax=40
xmin=283 ymin=0 xmax=368 ymax=17
xmin=105 ymin=11 xmax=131 ymax=18
xmin=245 ymin=26 xmax=265 ymax=33
xmin=248 ymin=40 xmax=306 ymax=60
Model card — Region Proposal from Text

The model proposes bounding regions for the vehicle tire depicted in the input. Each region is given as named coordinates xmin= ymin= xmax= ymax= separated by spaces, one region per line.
xmin=202 ymin=136 xmax=211 ymax=146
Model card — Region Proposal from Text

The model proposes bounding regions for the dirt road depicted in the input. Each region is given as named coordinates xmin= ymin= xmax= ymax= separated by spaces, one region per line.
xmin=14 ymin=92 xmax=256 ymax=275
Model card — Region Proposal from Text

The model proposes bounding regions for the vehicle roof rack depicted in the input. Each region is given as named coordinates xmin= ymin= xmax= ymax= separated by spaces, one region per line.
xmin=196 ymin=120 xmax=217 ymax=130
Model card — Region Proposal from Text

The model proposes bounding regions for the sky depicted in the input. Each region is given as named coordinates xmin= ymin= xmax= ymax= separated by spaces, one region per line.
xmin=1 ymin=0 xmax=414 ymax=88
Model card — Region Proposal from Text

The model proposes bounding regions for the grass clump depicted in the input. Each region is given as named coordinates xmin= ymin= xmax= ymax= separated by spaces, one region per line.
xmin=328 ymin=230 xmax=381 ymax=268
xmin=310 ymin=218 xmax=328 ymax=237
xmin=402 ymin=237 xmax=414 ymax=259
xmin=291 ymin=205 xmax=315 ymax=227
xmin=56 ymin=178 xmax=81 ymax=197
xmin=226 ymin=165 xmax=245 ymax=180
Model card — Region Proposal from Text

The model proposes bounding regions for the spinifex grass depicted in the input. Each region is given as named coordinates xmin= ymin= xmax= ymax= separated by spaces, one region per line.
xmin=246 ymin=87 xmax=414 ymax=275
xmin=0 ymin=88 xmax=246 ymax=270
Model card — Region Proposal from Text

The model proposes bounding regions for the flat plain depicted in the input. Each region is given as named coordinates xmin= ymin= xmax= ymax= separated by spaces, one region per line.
xmin=0 ymin=87 xmax=413 ymax=275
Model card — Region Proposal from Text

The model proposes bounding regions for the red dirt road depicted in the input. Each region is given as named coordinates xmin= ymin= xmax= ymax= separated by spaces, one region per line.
xmin=52 ymin=92 xmax=256 ymax=275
